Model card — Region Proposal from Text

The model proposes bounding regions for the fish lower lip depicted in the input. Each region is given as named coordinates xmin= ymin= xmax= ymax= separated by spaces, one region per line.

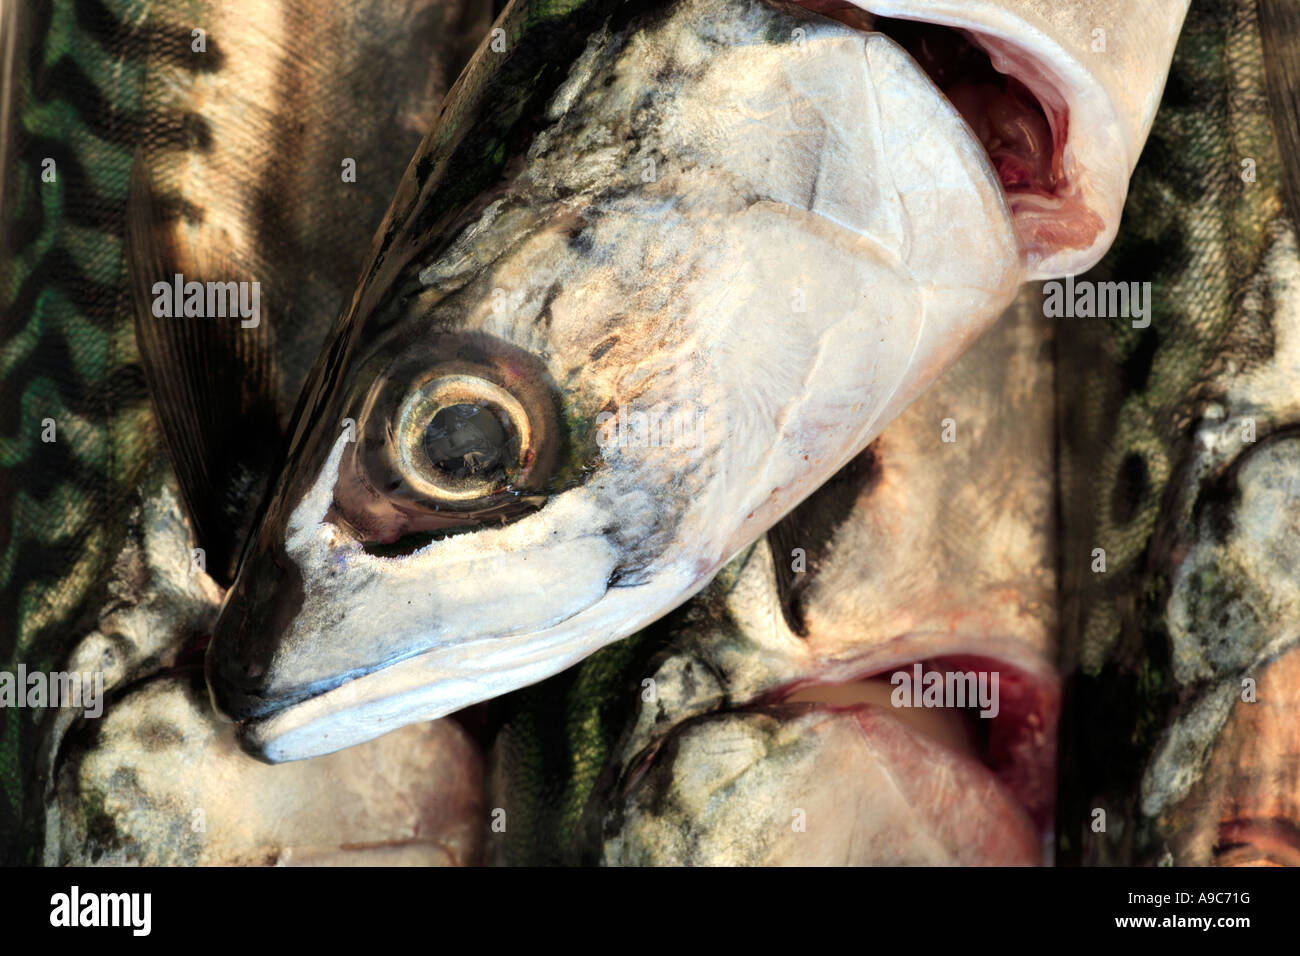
xmin=1215 ymin=820 xmax=1300 ymax=867
xmin=230 ymin=633 xmax=594 ymax=762
xmin=615 ymin=647 xmax=1058 ymax=862
xmin=215 ymin=647 xmax=434 ymax=738
xmin=226 ymin=676 xmax=378 ymax=762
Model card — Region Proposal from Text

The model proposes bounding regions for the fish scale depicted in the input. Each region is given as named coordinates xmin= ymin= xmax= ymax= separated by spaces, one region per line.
xmin=1056 ymin=0 xmax=1300 ymax=865
xmin=1 ymin=0 xmax=157 ymax=861
xmin=0 ymin=0 xmax=492 ymax=863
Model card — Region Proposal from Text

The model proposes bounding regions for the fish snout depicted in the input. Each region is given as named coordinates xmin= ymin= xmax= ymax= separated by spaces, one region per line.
xmin=205 ymin=546 xmax=306 ymax=727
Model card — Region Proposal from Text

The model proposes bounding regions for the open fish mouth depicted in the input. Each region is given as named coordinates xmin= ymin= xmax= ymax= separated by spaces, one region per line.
xmin=207 ymin=0 xmax=1184 ymax=762
xmin=776 ymin=652 xmax=1059 ymax=832
xmin=1216 ymin=821 xmax=1300 ymax=868
xmin=605 ymin=641 xmax=1058 ymax=865
xmin=861 ymin=13 xmax=1088 ymax=273
xmin=802 ymin=1 xmax=1130 ymax=279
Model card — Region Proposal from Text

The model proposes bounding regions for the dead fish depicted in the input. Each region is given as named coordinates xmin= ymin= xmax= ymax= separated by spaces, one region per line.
xmin=1056 ymin=0 xmax=1300 ymax=866
xmin=206 ymin=0 xmax=1188 ymax=762
xmin=487 ymin=287 xmax=1058 ymax=865
xmin=0 ymin=0 xmax=491 ymax=863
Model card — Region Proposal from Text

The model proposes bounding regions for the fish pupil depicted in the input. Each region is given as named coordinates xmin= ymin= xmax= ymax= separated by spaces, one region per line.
xmin=423 ymin=403 xmax=509 ymax=480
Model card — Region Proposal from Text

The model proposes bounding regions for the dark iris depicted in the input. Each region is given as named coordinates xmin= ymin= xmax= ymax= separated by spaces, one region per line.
xmin=422 ymin=403 xmax=511 ymax=480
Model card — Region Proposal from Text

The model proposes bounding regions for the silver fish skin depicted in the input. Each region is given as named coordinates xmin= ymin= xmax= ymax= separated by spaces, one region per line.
xmin=42 ymin=476 xmax=485 ymax=867
xmin=590 ymin=288 xmax=1057 ymax=865
xmin=207 ymin=0 xmax=1186 ymax=762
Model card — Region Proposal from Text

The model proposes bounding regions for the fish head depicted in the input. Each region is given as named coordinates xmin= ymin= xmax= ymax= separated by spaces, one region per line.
xmin=208 ymin=0 xmax=1187 ymax=762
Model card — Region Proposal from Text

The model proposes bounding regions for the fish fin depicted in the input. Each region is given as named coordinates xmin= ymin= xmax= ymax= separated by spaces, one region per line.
xmin=126 ymin=153 xmax=283 ymax=585
xmin=0 ymin=0 xmax=22 ymax=246
xmin=1259 ymin=0 xmax=1300 ymax=233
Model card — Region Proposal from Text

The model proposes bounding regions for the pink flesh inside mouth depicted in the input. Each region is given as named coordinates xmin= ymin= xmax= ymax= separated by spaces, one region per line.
xmin=794 ymin=1 xmax=1104 ymax=264
xmin=780 ymin=654 xmax=1060 ymax=838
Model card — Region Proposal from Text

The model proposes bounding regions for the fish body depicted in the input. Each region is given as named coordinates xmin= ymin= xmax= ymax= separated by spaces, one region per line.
xmin=206 ymin=0 xmax=1188 ymax=763
xmin=0 ymin=0 xmax=490 ymax=864
xmin=524 ymin=0 xmax=1300 ymax=867
xmin=0 ymin=0 xmax=1202 ymax=867
xmin=1057 ymin=0 xmax=1300 ymax=866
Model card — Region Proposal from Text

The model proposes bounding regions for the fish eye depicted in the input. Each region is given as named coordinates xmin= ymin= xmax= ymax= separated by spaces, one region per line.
xmin=396 ymin=373 xmax=531 ymax=502
xmin=425 ymin=404 xmax=508 ymax=477
xmin=328 ymin=333 xmax=603 ymax=548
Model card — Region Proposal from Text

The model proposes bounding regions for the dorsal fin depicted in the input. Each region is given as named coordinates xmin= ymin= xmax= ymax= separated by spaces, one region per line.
xmin=125 ymin=153 xmax=283 ymax=585
xmin=1259 ymin=0 xmax=1300 ymax=234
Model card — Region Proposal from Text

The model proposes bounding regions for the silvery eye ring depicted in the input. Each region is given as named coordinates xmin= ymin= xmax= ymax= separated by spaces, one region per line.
xmin=396 ymin=374 xmax=531 ymax=503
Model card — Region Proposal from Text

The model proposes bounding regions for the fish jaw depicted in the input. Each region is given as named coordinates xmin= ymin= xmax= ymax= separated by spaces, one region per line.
xmin=849 ymin=0 xmax=1190 ymax=279
xmin=210 ymin=433 xmax=697 ymax=761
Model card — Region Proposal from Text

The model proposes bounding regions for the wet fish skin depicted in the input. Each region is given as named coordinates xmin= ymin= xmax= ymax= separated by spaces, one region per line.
xmin=487 ymin=289 xmax=1058 ymax=865
xmin=208 ymin=0 xmax=1186 ymax=764
xmin=1057 ymin=0 xmax=1300 ymax=866
xmin=604 ymin=705 xmax=1042 ymax=866
xmin=49 ymin=678 xmax=484 ymax=866
xmin=36 ymin=476 xmax=486 ymax=867
xmin=0 ymin=0 xmax=492 ymax=864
